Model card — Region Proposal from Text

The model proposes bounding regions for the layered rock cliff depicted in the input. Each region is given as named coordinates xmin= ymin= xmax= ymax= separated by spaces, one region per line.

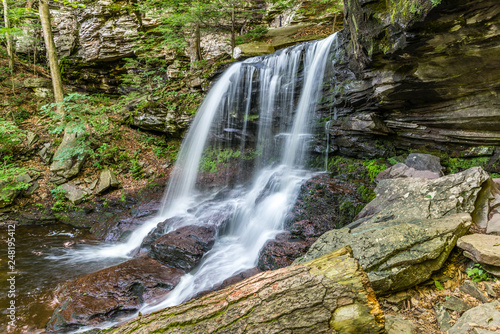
xmin=320 ymin=0 xmax=500 ymax=158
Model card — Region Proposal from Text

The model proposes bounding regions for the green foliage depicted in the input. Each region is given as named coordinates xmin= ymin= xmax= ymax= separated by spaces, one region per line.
xmin=41 ymin=92 xmax=112 ymax=162
xmin=434 ymin=280 xmax=444 ymax=290
xmin=0 ymin=163 xmax=30 ymax=202
xmin=0 ymin=118 xmax=25 ymax=157
xmin=50 ymin=186 xmax=70 ymax=212
xmin=129 ymin=159 xmax=145 ymax=180
xmin=466 ymin=264 xmax=490 ymax=282
xmin=490 ymin=173 xmax=500 ymax=179
xmin=357 ymin=184 xmax=376 ymax=202
xmin=363 ymin=159 xmax=388 ymax=183
xmin=90 ymin=143 xmax=129 ymax=170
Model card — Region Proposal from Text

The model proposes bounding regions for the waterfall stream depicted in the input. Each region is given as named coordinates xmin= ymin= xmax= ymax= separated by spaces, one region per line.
xmin=57 ymin=33 xmax=339 ymax=322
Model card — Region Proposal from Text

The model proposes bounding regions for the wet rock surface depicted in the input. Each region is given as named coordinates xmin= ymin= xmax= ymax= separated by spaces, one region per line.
xmin=106 ymin=247 xmax=385 ymax=334
xmin=47 ymin=256 xmax=184 ymax=331
xmin=448 ymin=301 xmax=500 ymax=334
xmin=258 ymin=173 xmax=367 ymax=270
xmin=150 ymin=225 xmax=216 ymax=271
xmin=322 ymin=0 xmax=500 ymax=158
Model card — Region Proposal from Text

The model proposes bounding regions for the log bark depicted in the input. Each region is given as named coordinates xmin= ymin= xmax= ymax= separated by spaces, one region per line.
xmin=111 ymin=247 xmax=385 ymax=334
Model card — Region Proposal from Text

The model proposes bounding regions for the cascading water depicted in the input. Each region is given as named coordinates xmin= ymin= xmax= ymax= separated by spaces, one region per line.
xmin=55 ymin=32 xmax=339 ymax=322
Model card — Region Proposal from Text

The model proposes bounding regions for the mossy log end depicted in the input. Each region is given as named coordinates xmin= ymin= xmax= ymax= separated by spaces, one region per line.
xmin=111 ymin=246 xmax=385 ymax=334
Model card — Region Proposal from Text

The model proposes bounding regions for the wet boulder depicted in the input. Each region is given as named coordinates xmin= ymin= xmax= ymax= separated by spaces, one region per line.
xmin=47 ymin=256 xmax=184 ymax=332
xmin=150 ymin=225 xmax=216 ymax=271
xmin=258 ymin=174 xmax=367 ymax=270
xmin=258 ymin=232 xmax=309 ymax=271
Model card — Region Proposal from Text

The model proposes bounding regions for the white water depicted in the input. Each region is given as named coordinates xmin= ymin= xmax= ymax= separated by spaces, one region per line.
xmin=54 ymin=33 xmax=339 ymax=320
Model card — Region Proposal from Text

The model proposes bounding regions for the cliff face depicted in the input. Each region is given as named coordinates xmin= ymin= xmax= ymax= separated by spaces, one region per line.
xmin=322 ymin=0 xmax=500 ymax=158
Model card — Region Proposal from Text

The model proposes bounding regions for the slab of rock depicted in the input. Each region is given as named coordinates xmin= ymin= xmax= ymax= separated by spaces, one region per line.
xmin=233 ymin=42 xmax=275 ymax=58
xmin=60 ymin=183 xmax=87 ymax=205
xmin=405 ymin=153 xmax=443 ymax=174
xmin=50 ymin=131 xmax=87 ymax=179
xmin=376 ymin=162 xmax=441 ymax=181
xmin=258 ymin=231 xmax=309 ymax=271
xmin=442 ymin=295 xmax=473 ymax=312
xmin=150 ymin=225 xmax=216 ymax=271
xmin=459 ymin=280 xmax=489 ymax=303
xmin=109 ymin=247 xmax=385 ymax=334
xmin=354 ymin=167 xmax=490 ymax=228
xmin=296 ymin=213 xmax=472 ymax=294
xmin=486 ymin=209 xmax=500 ymax=233
xmin=385 ymin=314 xmax=416 ymax=334
xmin=448 ymin=301 xmax=500 ymax=334
xmin=96 ymin=169 xmax=120 ymax=195
xmin=457 ymin=234 xmax=500 ymax=267
xmin=47 ymin=256 xmax=184 ymax=332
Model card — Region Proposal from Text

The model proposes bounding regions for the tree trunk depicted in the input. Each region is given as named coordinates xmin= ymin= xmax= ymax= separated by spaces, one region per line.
xmin=195 ymin=22 xmax=202 ymax=62
xmin=2 ymin=0 xmax=14 ymax=72
xmin=38 ymin=0 xmax=64 ymax=106
xmin=231 ymin=7 xmax=236 ymax=55
xmin=111 ymin=247 xmax=385 ymax=334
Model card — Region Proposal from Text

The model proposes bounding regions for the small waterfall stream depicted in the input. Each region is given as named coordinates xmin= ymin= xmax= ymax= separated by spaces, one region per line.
xmin=57 ymin=33 xmax=340 ymax=322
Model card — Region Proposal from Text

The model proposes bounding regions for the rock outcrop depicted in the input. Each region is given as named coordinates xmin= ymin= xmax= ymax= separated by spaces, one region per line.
xmin=107 ymin=247 xmax=385 ymax=334
xmin=448 ymin=301 xmax=500 ymax=334
xmin=321 ymin=0 xmax=500 ymax=158
xmin=47 ymin=256 xmax=184 ymax=331
xmin=296 ymin=167 xmax=491 ymax=294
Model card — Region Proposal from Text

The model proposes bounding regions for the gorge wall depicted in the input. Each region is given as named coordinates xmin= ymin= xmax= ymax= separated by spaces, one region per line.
xmin=321 ymin=0 xmax=500 ymax=159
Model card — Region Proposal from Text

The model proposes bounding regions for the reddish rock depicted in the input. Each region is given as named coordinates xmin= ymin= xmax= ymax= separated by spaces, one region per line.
xmin=258 ymin=174 xmax=367 ymax=271
xmin=150 ymin=225 xmax=216 ymax=271
xmin=258 ymin=232 xmax=309 ymax=271
xmin=47 ymin=256 xmax=184 ymax=332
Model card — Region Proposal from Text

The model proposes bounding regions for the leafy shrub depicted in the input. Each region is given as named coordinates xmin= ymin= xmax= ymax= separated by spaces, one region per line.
xmin=466 ymin=264 xmax=490 ymax=282
xmin=363 ymin=159 xmax=388 ymax=183
xmin=129 ymin=159 xmax=144 ymax=180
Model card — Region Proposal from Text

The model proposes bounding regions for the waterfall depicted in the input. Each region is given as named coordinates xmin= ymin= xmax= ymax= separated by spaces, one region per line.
xmin=62 ymin=33 xmax=339 ymax=315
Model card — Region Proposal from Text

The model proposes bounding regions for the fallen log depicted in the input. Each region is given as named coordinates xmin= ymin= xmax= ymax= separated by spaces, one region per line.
xmin=110 ymin=246 xmax=384 ymax=334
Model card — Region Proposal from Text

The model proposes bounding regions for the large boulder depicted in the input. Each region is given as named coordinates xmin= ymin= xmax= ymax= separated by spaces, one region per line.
xmin=297 ymin=168 xmax=492 ymax=294
xmin=296 ymin=213 xmax=472 ymax=294
xmin=108 ymin=247 xmax=385 ymax=334
xmin=47 ymin=256 xmax=184 ymax=332
xmin=354 ymin=167 xmax=490 ymax=227
xmin=150 ymin=225 xmax=216 ymax=271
